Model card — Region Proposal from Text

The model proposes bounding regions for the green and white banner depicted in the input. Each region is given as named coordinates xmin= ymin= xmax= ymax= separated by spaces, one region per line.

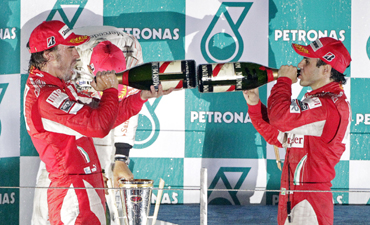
xmin=1 ymin=0 xmax=369 ymax=223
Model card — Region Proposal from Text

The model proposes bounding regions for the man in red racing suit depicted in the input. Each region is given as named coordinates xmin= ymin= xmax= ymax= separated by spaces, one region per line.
xmin=25 ymin=66 xmax=145 ymax=224
xmin=243 ymin=37 xmax=351 ymax=225
xmin=24 ymin=20 xmax=171 ymax=224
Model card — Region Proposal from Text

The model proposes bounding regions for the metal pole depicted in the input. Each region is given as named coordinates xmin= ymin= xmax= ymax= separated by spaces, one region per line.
xmin=152 ymin=178 xmax=165 ymax=225
xmin=200 ymin=167 xmax=207 ymax=225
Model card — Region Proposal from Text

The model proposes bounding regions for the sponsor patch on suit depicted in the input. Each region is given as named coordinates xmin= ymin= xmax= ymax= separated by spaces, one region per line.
xmin=46 ymin=89 xmax=68 ymax=108
xmin=290 ymin=97 xmax=322 ymax=113
xmin=286 ymin=134 xmax=304 ymax=148
xmin=60 ymin=100 xmax=74 ymax=113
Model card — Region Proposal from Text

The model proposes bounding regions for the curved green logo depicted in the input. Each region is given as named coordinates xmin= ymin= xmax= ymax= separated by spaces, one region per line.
xmin=134 ymin=97 xmax=162 ymax=149
xmin=201 ymin=2 xmax=253 ymax=63
xmin=367 ymin=36 xmax=370 ymax=60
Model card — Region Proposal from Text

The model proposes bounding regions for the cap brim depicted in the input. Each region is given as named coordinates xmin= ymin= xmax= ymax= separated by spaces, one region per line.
xmin=64 ymin=33 xmax=90 ymax=46
xmin=292 ymin=43 xmax=317 ymax=58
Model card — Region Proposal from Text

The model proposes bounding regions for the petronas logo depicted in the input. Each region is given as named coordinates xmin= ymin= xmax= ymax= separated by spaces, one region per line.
xmin=208 ymin=167 xmax=251 ymax=205
xmin=46 ymin=0 xmax=88 ymax=28
xmin=201 ymin=2 xmax=253 ymax=63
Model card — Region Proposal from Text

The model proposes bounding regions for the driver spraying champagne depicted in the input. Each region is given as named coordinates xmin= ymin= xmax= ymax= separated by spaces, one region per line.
xmin=32 ymin=25 xmax=144 ymax=225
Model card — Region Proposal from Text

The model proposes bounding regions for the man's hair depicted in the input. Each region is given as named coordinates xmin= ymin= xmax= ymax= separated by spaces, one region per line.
xmin=316 ymin=59 xmax=347 ymax=85
xmin=27 ymin=42 xmax=58 ymax=72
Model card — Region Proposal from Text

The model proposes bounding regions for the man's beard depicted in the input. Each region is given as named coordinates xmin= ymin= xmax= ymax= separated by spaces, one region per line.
xmin=56 ymin=53 xmax=75 ymax=81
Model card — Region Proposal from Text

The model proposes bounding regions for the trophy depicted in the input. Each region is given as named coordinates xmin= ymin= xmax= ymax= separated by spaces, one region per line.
xmin=118 ymin=178 xmax=165 ymax=225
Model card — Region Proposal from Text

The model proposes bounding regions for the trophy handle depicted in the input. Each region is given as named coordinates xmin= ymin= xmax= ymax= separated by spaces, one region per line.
xmin=109 ymin=179 xmax=121 ymax=225
xmin=151 ymin=178 xmax=165 ymax=225
xmin=119 ymin=188 xmax=129 ymax=225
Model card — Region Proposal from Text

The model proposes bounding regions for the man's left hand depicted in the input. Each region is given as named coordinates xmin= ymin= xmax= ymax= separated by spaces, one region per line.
xmin=140 ymin=84 xmax=174 ymax=100
xmin=113 ymin=161 xmax=134 ymax=188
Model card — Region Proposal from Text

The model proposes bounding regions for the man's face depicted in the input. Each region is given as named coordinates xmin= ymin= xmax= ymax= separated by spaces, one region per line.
xmin=297 ymin=57 xmax=325 ymax=90
xmin=54 ymin=45 xmax=80 ymax=81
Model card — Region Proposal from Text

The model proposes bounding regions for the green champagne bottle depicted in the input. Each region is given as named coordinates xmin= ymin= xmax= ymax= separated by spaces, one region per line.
xmin=197 ymin=62 xmax=299 ymax=93
xmin=115 ymin=60 xmax=196 ymax=91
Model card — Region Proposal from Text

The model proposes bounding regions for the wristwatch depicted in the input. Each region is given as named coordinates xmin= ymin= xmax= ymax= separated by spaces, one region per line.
xmin=114 ymin=154 xmax=130 ymax=166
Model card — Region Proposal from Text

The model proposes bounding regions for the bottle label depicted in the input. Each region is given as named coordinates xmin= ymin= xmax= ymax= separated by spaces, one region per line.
xmin=152 ymin=62 xmax=160 ymax=91
xmin=234 ymin=63 xmax=243 ymax=90
xmin=183 ymin=60 xmax=189 ymax=88
xmin=236 ymin=78 xmax=243 ymax=90
xmin=211 ymin=63 xmax=237 ymax=92
xmin=198 ymin=62 xmax=272 ymax=93
xmin=159 ymin=61 xmax=184 ymax=90
xmin=200 ymin=64 xmax=213 ymax=92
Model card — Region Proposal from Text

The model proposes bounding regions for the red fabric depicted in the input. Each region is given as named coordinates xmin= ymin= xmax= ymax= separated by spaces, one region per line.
xmin=90 ymin=40 xmax=126 ymax=76
xmin=28 ymin=20 xmax=89 ymax=53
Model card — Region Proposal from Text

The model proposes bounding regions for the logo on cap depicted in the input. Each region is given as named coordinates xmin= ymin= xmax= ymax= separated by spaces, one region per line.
xmin=59 ymin=25 xmax=72 ymax=39
xmin=310 ymin=39 xmax=323 ymax=52
xmin=323 ymin=52 xmax=335 ymax=62
xmin=69 ymin=36 xmax=89 ymax=44
xmin=293 ymin=44 xmax=309 ymax=54
xmin=47 ymin=36 xmax=56 ymax=48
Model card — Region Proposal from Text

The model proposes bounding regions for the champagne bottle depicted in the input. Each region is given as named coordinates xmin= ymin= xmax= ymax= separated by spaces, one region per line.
xmin=95 ymin=60 xmax=196 ymax=91
xmin=197 ymin=62 xmax=300 ymax=93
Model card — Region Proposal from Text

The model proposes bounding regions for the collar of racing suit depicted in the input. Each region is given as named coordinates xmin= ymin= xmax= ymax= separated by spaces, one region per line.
xmin=30 ymin=68 xmax=79 ymax=102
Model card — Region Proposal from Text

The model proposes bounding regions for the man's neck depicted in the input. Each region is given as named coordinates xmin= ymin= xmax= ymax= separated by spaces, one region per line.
xmin=41 ymin=64 xmax=62 ymax=80
xmin=310 ymin=79 xmax=333 ymax=91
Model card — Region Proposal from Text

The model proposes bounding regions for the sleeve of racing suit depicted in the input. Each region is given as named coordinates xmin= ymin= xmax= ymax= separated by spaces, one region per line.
xmin=112 ymin=92 xmax=147 ymax=129
xmin=267 ymin=77 xmax=328 ymax=137
xmin=39 ymin=88 xmax=120 ymax=138
xmin=248 ymin=100 xmax=283 ymax=147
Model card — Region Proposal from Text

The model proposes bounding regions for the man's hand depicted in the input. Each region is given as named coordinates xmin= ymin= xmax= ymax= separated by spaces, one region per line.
xmin=113 ymin=161 xmax=134 ymax=188
xmin=91 ymin=70 xmax=118 ymax=91
xmin=140 ymin=84 xmax=174 ymax=100
xmin=278 ymin=65 xmax=298 ymax=83
xmin=243 ymin=88 xmax=260 ymax=106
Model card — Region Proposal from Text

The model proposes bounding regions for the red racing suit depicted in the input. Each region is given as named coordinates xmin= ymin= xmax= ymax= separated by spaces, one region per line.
xmin=248 ymin=77 xmax=351 ymax=225
xmin=24 ymin=67 xmax=146 ymax=225
xmin=31 ymin=26 xmax=144 ymax=225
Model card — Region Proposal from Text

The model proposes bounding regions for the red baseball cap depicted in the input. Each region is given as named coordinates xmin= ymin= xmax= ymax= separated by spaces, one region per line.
xmin=89 ymin=40 xmax=126 ymax=75
xmin=292 ymin=37 xmax=351 ymax=74
xmin=28 ymin=20 xmax=90 ymax=53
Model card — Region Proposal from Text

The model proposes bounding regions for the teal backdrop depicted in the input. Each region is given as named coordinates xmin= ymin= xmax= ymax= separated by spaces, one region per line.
xmin=0 ymin=0 xmax=369 ymax=224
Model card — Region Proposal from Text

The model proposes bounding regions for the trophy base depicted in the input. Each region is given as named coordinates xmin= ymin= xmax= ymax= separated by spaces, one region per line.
xmin=114 ymin=217 xmax=178 ymax=225
xmin=147 ymin=218 xmax=178 ymax=225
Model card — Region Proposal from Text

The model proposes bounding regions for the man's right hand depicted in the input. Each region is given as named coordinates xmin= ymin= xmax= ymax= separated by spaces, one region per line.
xmin=91 ymin=70 xmax=118 ymax=91
xmin=278 ymin=65 xmax=298 ymax=83
xmin=243 ymin=88 xmax=260 ymax=106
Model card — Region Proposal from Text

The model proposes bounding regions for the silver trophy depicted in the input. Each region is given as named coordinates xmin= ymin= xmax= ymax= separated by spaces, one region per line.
xmin=119 ymin=179 xmax=165 ymax=225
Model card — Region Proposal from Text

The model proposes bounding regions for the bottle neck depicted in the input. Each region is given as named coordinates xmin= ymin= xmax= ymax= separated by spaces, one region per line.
xmin=272 ymin=69 xmax=279 ymax=80
xmin=271 ymin=68 xmax=300 ymax=80
xmin=115 ymin=71 xmax=128 ymax=86
xmin=266 ymin=67 xmax=279 ymax=82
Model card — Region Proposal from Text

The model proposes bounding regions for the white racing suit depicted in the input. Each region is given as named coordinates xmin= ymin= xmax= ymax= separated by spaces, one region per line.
xmin=31 ymin=26 xmax=143 ymax=225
